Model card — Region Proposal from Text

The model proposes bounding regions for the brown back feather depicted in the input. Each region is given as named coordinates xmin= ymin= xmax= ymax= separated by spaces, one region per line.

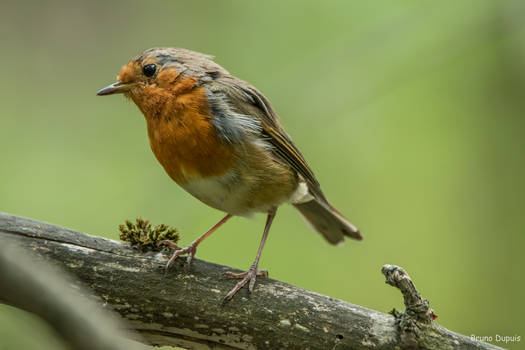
xmin=208 ymin=76 xmax=327 ymax=203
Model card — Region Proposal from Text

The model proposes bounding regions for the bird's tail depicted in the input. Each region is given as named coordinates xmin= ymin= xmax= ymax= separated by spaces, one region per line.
xmin=293 ymin=199 xmax=362 ymax=245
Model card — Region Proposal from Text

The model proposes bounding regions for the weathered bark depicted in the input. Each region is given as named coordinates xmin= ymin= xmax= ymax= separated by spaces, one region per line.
xmin=0 ymin=212 xmax=502 ymax=350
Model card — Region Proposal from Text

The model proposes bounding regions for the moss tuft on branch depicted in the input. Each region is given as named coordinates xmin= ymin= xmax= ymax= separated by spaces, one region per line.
xmin=119 ymin=217 xmax=179 ymax=251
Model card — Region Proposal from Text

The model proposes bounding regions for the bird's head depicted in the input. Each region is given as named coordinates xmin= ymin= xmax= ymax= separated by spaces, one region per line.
xmin=97 ymin=47 xmax=226 ymax=118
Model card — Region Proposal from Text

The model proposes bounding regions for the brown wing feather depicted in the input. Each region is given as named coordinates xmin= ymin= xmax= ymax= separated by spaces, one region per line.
xmin=210 ymin=76 xmax=327 ymax=203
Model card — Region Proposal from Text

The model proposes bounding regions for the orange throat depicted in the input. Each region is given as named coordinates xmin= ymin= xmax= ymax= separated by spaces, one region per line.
xmin=131 ymin=81 xmax=234 ymax=185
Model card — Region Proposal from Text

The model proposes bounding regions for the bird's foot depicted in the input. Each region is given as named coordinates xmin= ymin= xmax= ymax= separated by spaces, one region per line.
xmin=223 ymin=264 xmax=268 ymax=302
xmin=160 ymin=240 xmax=197 ymax=273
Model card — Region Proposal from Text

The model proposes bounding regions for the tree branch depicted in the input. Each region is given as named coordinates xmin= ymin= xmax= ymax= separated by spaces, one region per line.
xmin=0 ymin=212 xmax=502 ymax=350
xmin=0 ymin=243 xmax=148 ymax=350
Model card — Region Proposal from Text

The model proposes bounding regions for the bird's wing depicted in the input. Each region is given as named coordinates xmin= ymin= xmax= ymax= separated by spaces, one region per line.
xmin=210 ymin=77 xmax=327 ymax=203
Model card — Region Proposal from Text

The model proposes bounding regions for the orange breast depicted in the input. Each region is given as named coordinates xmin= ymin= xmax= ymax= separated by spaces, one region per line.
xmin=143 ymin=85 xmax=235 ymax=185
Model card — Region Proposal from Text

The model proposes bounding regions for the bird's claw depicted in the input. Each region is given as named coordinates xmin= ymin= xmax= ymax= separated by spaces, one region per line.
xmin=223 ymin=265 xmax=268 ymax=302
xmin=224 ymin=269 xmax=268 ymax=279
xmin=160 ymin=240 xmax=197 ymax=274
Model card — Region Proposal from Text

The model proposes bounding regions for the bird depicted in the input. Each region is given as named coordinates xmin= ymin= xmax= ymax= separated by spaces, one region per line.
xmin=97 ymin=47 xmax=362 ymax=301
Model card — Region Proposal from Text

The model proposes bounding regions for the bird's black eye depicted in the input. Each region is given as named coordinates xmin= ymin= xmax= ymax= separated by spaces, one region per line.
xmin=142 ymin=64 xmax=157 ymax=78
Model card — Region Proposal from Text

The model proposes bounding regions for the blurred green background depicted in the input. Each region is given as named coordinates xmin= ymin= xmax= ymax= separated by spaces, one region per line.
xmin=1 ymin=0 xmax=524 ymax=349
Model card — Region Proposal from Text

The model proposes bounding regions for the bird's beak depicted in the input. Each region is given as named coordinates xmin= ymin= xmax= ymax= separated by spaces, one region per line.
xmin=96 ymin=81 xmax=136 ymax=96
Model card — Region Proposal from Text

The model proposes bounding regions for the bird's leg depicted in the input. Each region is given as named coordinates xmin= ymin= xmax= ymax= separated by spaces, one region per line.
xmin=161 ymin=214 xmax=232 ymax=273
xmin=223 ymin=209 xmax=276 ymax=301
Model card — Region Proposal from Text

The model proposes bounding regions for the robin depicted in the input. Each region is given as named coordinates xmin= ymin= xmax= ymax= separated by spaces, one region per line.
xmin=97 ymin=48 xmax=362 ymax=301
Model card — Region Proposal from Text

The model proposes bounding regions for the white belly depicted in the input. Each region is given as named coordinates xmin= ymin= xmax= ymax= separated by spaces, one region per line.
xmin=181 ymin=173 xmax=254 ymax=216
xmin=181 ymin=172 xmax=305 ymax=216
